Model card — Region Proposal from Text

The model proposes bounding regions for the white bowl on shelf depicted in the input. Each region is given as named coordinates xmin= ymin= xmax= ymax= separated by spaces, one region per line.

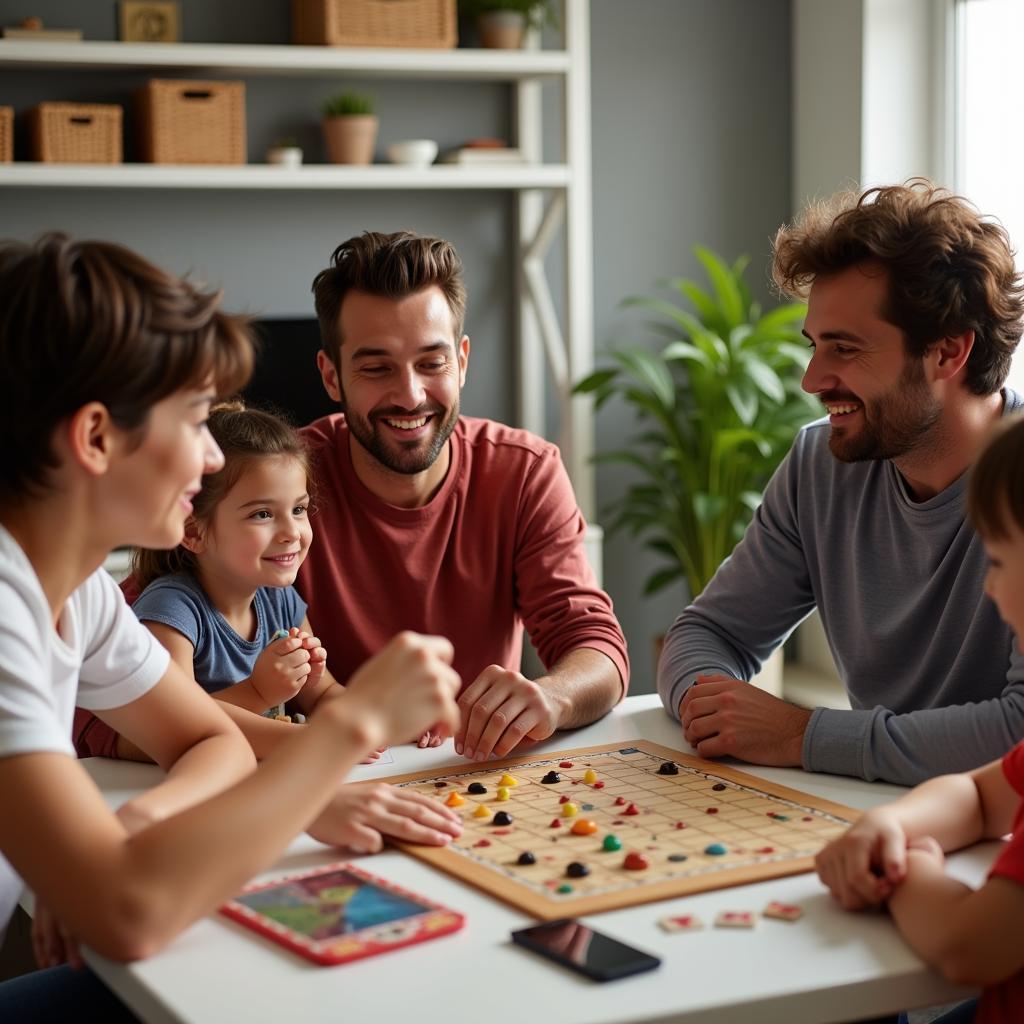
xmin=385 ymin=139 xmax=439 ymax=167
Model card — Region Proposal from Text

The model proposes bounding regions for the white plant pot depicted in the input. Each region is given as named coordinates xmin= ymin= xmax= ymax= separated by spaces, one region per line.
xmin=266 ymin=146 xmax=303 ymax=168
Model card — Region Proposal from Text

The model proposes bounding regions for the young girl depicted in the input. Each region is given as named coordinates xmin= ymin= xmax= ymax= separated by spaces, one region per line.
xmin=127 ymin=402 xmax=359 ymax=755
xmin=815 ymin=414 xmax=1024 ymax=1024
xmin=0 ymin=234 xmax=460 ymax=1019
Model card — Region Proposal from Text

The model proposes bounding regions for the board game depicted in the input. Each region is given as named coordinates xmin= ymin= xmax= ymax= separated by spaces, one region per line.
xmin=384 ymin=740 xmax=859 ymax=919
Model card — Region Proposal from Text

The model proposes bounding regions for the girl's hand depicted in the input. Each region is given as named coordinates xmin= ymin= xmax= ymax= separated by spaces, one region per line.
xmin=417 ymin=728 xmax=447 ymax=748
xmin=306 ymin=781 xmax=462 ymax=852
xmin=31 ymin=902 xmax=83 ymax=970
xmin=250 ymin=630 xmax=312 ymax=709
xmin=815 ymin=807 xmax=909 ymax=910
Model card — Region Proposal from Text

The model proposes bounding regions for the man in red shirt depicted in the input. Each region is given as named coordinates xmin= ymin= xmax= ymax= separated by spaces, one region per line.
xmin=299 ymin=230 xmax=629 ymax=760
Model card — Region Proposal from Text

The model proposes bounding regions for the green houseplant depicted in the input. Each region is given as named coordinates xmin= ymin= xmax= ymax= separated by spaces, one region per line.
xmin=321 ymin=91 xmax=377 ymax=165
xmin=458 ymin=0 xmax=557 ymax=48
xmin=575 ymin=246 xmax=818 ymax=601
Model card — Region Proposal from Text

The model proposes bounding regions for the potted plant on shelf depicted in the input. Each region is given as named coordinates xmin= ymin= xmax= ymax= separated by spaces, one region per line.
xmin=322 ymin=91 xmax=377 ymax=166
xmin=574 ymin=247 xmax=818 ymax=690
xmin=457 ymin=0 xmax=557 ymax=49
xmin=266 ymin=137 xmax=303 ymax=168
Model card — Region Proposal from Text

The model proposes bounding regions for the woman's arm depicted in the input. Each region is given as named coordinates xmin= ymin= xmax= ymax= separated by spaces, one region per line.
xmin=0 ymin=632 xmax=459 ymax=962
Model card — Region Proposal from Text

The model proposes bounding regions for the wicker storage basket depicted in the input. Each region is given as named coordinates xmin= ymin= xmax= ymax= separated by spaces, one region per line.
xmin=29 ymin=103 xmax=123 ymax=163
xmin=292 ymin=0 xmax=456 ymax=48
xmin=0 ymin=107 xmax=12 ymax=163
xmin=137 ymin=80 xmax=246 ymax=164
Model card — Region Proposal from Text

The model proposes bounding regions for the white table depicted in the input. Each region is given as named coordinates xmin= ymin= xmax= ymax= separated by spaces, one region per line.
xmin=80 ymin=695 xmax=991 ymax=1024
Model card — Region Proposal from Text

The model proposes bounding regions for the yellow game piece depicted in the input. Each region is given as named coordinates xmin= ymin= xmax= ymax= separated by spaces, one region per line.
xmin=496 ymin=787 xmax=511 ymax=801
xmin=499 ymin=773 xmax=519 ymax=787
xmin=571 ymin=818 xmax=599 ymax=835
xmin=583 ymin=769 xmax=598 ymax=784
xmin=473 ymin=804 xmax=491 ymax=819
xmin=445 ymin=791 xmax=465 ymax=808
xmin=561 ymin=802 xmax=579 ymax=817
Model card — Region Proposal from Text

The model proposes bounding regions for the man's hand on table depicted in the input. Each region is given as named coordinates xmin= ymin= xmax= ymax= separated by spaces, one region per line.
xmin=453 ymin=664 xmax=567 ymax=761
xmin=679 ymin=673 xmax=811 ymax=767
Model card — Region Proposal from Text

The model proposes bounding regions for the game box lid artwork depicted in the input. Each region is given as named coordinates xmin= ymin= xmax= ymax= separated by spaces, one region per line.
xmin=220 ymin=862 xmax=464 ymax=965
xmin=383 ymin=740 xmax=860 ymax=919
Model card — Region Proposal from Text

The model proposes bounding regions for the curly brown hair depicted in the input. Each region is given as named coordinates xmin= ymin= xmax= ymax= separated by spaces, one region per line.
xmin=772 ymin=180 xmax=1024 ymax=395
xmin=312 ymin=230 xmax=467 ymax=368
xmin=968 ymin=413 xmax=1024 ymax=540
xmin=132 ymin=402 xmax=311 ymax=589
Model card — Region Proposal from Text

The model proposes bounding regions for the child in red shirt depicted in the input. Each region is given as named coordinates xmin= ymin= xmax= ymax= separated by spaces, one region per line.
xmin=816 ymin=413 xmax=1024 ymax=1024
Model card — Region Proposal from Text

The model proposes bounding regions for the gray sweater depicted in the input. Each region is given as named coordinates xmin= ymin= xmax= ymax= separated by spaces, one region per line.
xmin=657 ymin=388 xmax=1024 ymax=785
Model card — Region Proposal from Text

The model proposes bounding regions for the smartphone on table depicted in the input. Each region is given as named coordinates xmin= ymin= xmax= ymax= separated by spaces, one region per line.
xmin=511 ymin=918 xmax=661 ymax=982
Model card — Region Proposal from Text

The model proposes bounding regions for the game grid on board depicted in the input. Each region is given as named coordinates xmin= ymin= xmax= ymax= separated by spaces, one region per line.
xmin=383 ymin=740 xmax=860 ymax=919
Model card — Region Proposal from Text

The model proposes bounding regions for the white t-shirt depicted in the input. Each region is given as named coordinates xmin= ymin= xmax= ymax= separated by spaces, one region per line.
xmin=0 ymin=525 xmax=169 ymax=935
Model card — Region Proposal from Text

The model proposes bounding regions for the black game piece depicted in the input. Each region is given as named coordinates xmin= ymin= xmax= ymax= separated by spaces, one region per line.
xmin=492 ymin=811 xmax=513 ymax=827
xmin=667 ymin=853 xmax=688 ymax=863
xmin=433 ymin=781 xmax=448 ymax=788
xmin=517 ymin=852 xmax=537 ymax=866
xmin=712 ymin=783 xmax=727 ymax=792
xmin=467 ymin=782 xmax=487 ymax=794
xmin=566 ymin=862 xmax=590 ymax=878
xmin=540 ymin=771 xmax=561 ymax=784
xmin=658 ymin=761 xmax=679 ymax=776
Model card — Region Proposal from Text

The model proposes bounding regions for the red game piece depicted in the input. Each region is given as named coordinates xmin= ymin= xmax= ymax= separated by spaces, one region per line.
xmin=623 ymin=852 xmax=649 ymax=870
xmin=559 ymin=761 xmax=573 ymax=768
xmin=757 ymin=846 xmax=775 ymax=854
xmin=624 ymin=803 xmax=639 ymax=816
xmin=493 ymin=829 xmax=511 ymax=835
xmin=614 ymin=796 xmax=627 ymax=806
xmin=593 ymin=781 xmax=605 ymax=789
xmin=559 ymin=794 xmax=571 ymax=804
xmin=674 ymin=821 xmax=687 ymax=829
xmin=473 ymin=839 xmax=491 ymax=848
xmin=706 ymin=807 xmax=719 ymax=814
xmin=549 ymin=818 xmax=562 ymax=828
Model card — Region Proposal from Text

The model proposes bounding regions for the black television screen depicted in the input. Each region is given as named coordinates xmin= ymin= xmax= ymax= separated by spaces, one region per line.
xmin=243 ymin=319 xmax=338 ymax=427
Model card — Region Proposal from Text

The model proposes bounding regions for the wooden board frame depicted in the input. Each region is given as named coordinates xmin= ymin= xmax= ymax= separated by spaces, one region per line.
xmin=383 ymin=740 xmax=860 ymax=920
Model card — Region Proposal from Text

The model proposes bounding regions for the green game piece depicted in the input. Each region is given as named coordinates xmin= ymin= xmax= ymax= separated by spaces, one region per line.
xmin=704 ymin=843 xmax=727 ymax=856
xmin=556 ymin=883 xmax=573 ymax=894
xmin=602 ymin=834 xmax=622 ymax=851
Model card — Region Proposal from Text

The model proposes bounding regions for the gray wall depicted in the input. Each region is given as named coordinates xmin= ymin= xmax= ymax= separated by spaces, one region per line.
xmin=0 ymin=0 xmax=792 ymax=694
xmin=591 ymin=0 xmax=792 ymax=692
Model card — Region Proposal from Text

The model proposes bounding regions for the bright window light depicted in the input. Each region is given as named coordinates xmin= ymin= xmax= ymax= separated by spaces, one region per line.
xmin=958 ymin=0 xmax=1024 ymax=392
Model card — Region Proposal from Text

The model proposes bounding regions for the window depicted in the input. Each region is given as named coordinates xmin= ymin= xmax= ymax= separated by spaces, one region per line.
xmin=957 ymin=0 xmax=1024 ymax=391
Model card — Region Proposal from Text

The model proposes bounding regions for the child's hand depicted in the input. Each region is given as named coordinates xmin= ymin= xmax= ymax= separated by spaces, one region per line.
xmin=31 ymin=902 xmax=83 ymax=970
xmin=250 ymin=630 xmax=312 ymax=709
xmin=814 ymin=807 xmax=908 ymax=910
xmin=906 ymin=834 xmax=945 ymax=865
xmin=417 ymin=727 xmax=447 ymax=748
xmin=306 ymin=781 xmax=463 ymax=852
xmin=340 ymin=632 xmax=461 ymax=748
xmin=292 ymin=629 xmax=328 ymax=694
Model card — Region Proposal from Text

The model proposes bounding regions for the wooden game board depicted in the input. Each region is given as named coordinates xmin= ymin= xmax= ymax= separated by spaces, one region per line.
xmin=384 ymin=740 xmax=859 ymax=919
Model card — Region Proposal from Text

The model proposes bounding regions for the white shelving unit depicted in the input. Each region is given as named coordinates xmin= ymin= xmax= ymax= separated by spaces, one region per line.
xmin=0 ymin=0 xmax=596 ymax=517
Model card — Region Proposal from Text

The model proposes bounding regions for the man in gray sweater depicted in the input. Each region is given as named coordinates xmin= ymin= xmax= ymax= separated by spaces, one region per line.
xmin=657 ymin=181 xmax=1024 ymax=785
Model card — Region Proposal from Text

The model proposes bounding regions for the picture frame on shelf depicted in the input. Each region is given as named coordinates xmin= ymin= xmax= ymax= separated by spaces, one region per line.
xmin=119 ymin=2 xmax=181 ymax=43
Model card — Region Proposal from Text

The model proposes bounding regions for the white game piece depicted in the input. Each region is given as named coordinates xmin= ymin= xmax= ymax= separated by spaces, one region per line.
xmin=658 ymin=913 xmax=704 ymax=933
xmin=763 ymin=900 xmax=804 ymax=922
xmin=714 ymin=910 xmax=757 ymax=929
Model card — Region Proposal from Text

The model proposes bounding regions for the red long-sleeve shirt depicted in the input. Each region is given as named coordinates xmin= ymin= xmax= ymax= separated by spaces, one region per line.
xmin=297 ymin=414 xmax=629 ymax=695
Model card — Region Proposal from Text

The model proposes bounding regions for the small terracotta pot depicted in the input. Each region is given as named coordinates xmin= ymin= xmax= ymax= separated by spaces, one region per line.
xmin=322 ymin=114 xmax=378 ymax=165
xmin=477 ymin=10 xmax=526 ymax=49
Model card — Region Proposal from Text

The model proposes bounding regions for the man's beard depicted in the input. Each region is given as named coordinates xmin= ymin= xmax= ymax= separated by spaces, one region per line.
xmin=827 ymin=357 xmax=942 ymax=463
xmin=339 ymin=385 xmax=459 ymax=475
